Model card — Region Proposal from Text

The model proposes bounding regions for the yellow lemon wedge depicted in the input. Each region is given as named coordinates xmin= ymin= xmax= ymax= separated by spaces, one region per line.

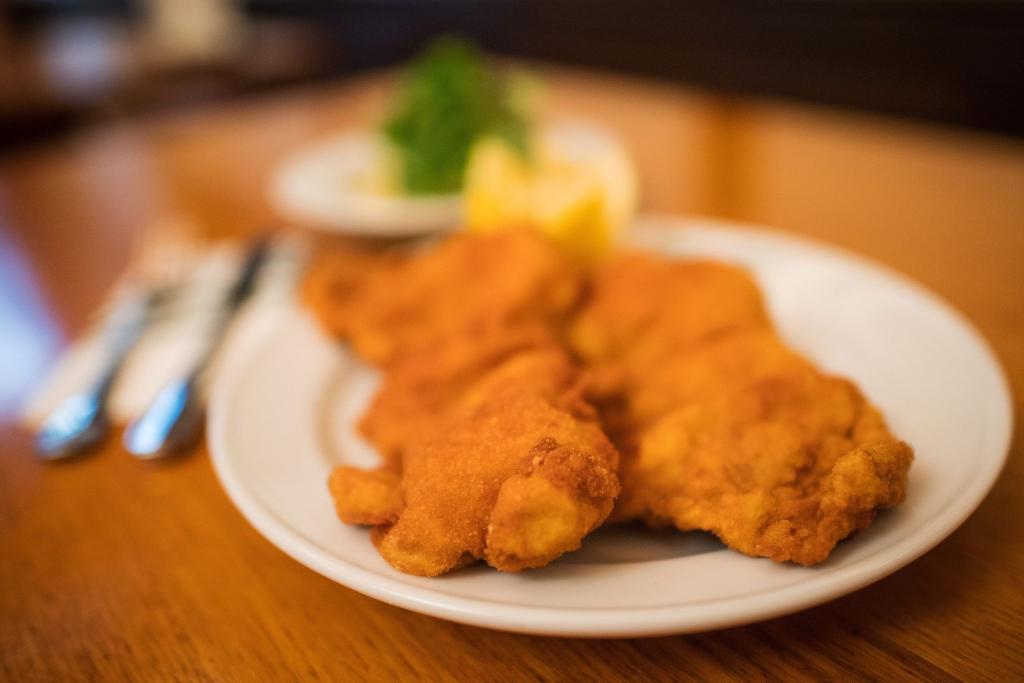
xmin=463 ymin=122 xmax=637 ymax=260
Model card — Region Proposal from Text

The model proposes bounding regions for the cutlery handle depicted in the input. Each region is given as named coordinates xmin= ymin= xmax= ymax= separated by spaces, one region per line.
xmin=225 ymin=238 xmax=270 ymax=310
xmin=192 ymin=238 xmax=271 ymax=377
xmin=91 ymin=289 xmax=156 ymax=403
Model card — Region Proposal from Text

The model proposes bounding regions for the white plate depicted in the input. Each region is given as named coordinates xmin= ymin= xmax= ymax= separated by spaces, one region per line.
xmin=208 ymin=216 xmax=1012 ymax=637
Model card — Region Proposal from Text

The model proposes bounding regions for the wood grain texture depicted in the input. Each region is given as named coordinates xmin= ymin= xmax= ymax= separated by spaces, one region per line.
xmin=1 ymin=67 xmax=1022 ymax=681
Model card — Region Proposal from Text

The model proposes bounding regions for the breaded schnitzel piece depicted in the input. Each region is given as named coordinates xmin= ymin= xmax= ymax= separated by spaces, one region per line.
xmin=317 ymin=230 xmax=608 ymax=575
xmin=333 ymin=229 xmax=584 ymax=367
xmin=613 ymin=329 xmax=913 ymax=565
xmin=569 ymin=252 xmax=772 ymax=445
xmin=303 ymin=243 xmax=407 ymax=340
xmin=329 ymin=349 xmax=620 ymax=576
xmin=571 ymin=251 xmax=911 ymax=565
xmin=570 ymin=252 xmax=770 ymax=377
xmin=359 ymin=323 xmax=561 ymax=467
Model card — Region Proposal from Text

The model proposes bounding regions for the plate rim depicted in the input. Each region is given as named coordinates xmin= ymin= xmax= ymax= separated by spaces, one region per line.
xmin=267 ymin=129 xmax=464 ymax=237
xmin=208 ymin=215 xmax=1014 ymax=637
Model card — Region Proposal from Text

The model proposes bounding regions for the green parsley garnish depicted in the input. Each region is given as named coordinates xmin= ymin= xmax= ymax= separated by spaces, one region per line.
xmin=382 ymin=38 xmax=529 ymax=195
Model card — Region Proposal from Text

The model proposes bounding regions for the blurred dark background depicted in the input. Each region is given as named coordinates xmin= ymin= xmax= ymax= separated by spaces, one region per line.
xmin=3 ymin=0 xmax=1024 ymax=152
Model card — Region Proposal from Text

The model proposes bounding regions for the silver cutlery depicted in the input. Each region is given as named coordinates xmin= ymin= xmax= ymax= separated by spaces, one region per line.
xmin=123 ymin=237 xmax=271 ymax=459
xmin=36 ymin=221 xmax=199 ymax=460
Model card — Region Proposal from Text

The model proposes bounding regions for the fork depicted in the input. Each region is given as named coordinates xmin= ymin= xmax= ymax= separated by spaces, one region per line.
xmin=35 ymin=219 xmax=200 ymax=460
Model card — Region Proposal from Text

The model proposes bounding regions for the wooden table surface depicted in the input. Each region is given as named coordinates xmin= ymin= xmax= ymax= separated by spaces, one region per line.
xmin=2 ymin=67 xmax=1022 ymax=681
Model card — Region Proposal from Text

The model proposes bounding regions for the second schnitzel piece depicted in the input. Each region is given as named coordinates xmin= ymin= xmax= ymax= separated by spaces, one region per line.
xmin=303 ymin=241 xmax=407 ymax=341
xmin=572 ymin=249 xmax=911 ymax=565
xmin=614 ymin=329 xmax=913 ymax=566
xmin=336 ymin=229 xmax=584 ymax=367
xmin=570 ymin=252 xmax=771 ymax=377
xmin=358 ymin=322 xmax=561 ymax=467
xmin=569 ymin=251 xmax=772 ymax=445
xmin=329 ymin=349 xmax=620 ymax=576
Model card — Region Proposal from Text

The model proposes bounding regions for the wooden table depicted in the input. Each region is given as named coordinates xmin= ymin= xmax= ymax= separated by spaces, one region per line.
xmin=2 ymin=67 xmax=1022 ymax=681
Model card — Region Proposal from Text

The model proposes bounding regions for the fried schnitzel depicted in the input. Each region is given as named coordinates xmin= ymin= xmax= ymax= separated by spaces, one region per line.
xmin=309 ymin=229 xmax=584 ymax=367
xmin=317 ymin=230 xmax=619 ymax=575
xmin=569 ymin=253 xmax=772 ymax=447
xmin=303 ymin=241 xmax=406 ymax=341
xmin=329 ymin=349 xmax=620 ymax=576
xmin=570 ymin=251 xmax=912 ymax=565
xmin=359 ymin=322 xmax=561 ymax=467
xmin=570 ymin=252 xmax=771 ymax=376
xmin=612 ymin=330 xmax=913 ymax=565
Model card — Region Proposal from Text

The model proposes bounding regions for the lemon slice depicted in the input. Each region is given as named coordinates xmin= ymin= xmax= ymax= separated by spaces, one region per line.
xmin=464 ymin=121 xmax=637 ymax=259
